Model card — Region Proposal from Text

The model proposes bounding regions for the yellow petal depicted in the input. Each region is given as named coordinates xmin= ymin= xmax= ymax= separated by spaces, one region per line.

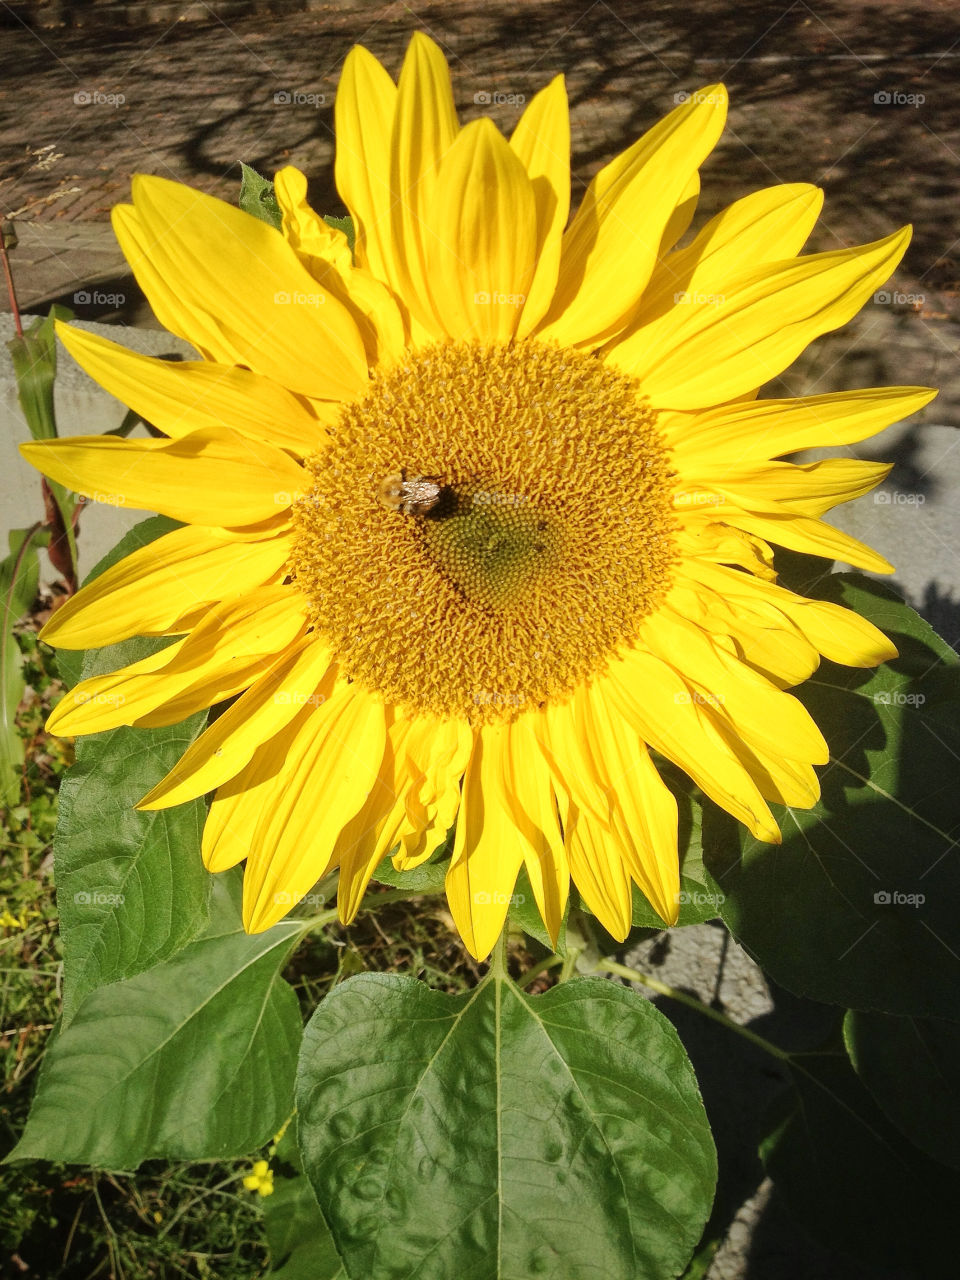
xmin=622 ymin=182 xmax=824 ymax=332
xmin=394 ymin=716 xmax=472 ymax=866
xmin=241 ymin=681 xmax=388 ymax=932
xmin=112 ymin=203 xmax=233 ymax=363
xmin=607 ymin=646 xmax=781 ymax=842
xmin=137 ymin=637 xmax=335 ymax=809
xmin=20 ymin=427 xmax=305 ymax=525
xmin=40 ymin=522 xmax=292 ymax=649
xmin=130 ymin=175 xmax=369 ymax=399
xmin=685 ymin=560 xmax=898 ymax=666
xmin=334 ymin=44 xmax=399 ymax=288
xmin=535 ymin=84 xmax=728 ymax=347
xmin=445 ymin=726 xmax=525 ymax=960
xmin=584 ymin=679 xmax=679 ymax=925
xmin=274 ymin=164 xmax=406 ymax=369
xmin=677 ymin=458 xmax=893 ymax=517
xmin=427 ymin=118 xmax=538 ymax=341
xmin=499 ymin=717 xmax=568 ymax=946
xmin=668 ymin=386 xmax=937 ymax=467
xmin=609 ymin=226 xmax=912 ymax=409
xmin=56 ymin=321 xmax=329 ymax=457
xmin=389 ymin=32 xmax=460 ymax=335
xmin=510 ymin=75 xmax=571 ymax=339
xmin=639 ymin=609 xmax=828 ymax=763
xmin=562 ymin=796 xmax=633 ymax=940
xmin=47 ymin=586 xmax=308 ymax=734
xmin=724 ymin=509 xmax=895 ymax=573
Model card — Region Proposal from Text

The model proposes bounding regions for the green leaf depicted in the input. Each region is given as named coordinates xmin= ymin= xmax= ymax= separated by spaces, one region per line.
xmin=265 ymin=1123 xmax=346 ymax=1280
xmin=760 ymin=1051 xmax=960 ymax=1271
xmin=50 ymin=516 xmax=211 ymax=1025
xmin=709 ymin=574 xmax=960 ymax=1020
xmin=844 ymin=1009 xmax=960 ymax=1170
xmin=296 ymin=972 xmax=716 ymax=1280
xmin=0 ymin=526 xmax=43 ymax=807
xmin=6 ymin=873 xmax=303 ymax=1169
xmin=239 ymin=162 xmax=282 ymax=229
xmin=322 ymin=214 xmax=355 ymax=257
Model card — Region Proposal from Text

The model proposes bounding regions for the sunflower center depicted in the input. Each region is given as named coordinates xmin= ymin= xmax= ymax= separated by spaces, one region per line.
xmin=291 ymin=340 xmax=677 ymax=724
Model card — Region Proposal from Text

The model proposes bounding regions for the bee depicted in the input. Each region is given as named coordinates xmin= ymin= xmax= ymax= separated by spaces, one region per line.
xmin=377 ymin=472 xmax=443 ymax=516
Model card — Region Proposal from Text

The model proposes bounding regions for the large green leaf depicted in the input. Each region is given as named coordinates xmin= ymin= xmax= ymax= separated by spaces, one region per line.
xmin=6 ymin=874 xmax=303 ymax=1169
xmin=844 ymin=1009 xmax=960 ymax=1170
xmin=51 ymin=517 xmax=211 ymax=1025
xmin=296 ymin=972 xmax=716 ymax=1280
xmin=265 ymin=1124 xmax=346 ymax=1280
xmin=709 ymin=575 xmax=960 ymax=1019
xmin=760 ymin=1051 xmax=960 ymax=1271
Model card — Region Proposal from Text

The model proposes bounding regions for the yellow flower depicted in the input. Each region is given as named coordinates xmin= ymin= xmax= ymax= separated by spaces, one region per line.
xmin=242 ymin=1159 xmax=274 ymax=1197
xmin=21 ymin=35 xmax=934 ymax=960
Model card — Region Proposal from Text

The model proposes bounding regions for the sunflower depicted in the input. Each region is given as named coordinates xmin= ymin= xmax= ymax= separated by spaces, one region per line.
xmin=22 ymin=34 xmax=934 ymax=959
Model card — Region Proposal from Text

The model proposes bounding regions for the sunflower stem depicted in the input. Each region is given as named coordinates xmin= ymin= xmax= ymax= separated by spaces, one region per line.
xmin=558 ymin=947 xmax=584 ymax=983
xmin=517 ymin=954 xmax=564 ymax=989
xmin=597 ymin=959 xmax=792 ymax=1062
xmin=488 ymin=926 xmax=510 ymax=980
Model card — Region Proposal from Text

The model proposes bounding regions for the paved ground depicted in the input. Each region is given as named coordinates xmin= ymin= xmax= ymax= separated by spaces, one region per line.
xmin=2 ymin=2 xmax=959 ymax=1277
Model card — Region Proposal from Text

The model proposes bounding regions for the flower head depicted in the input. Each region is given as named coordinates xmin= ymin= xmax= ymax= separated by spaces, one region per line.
xmin=22 ymin=34 xmax=934 ymax=958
